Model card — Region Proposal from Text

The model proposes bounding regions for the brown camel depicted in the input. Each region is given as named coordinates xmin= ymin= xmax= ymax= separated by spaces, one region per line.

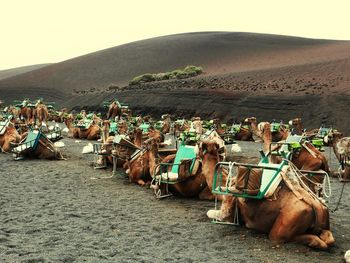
xmin=0 ymin=123 xmax=21 ymax=153
xmin=13 ymin=131 xmax=63 ymax=160
xmin=149 ymin=140 xmax=230 ymax=200
xmin=288 ymin=118 xmax=323 ymax=139
xmin=64 ymin=115 xmax=100 ymax=140
xmin=289 ymin=118 xmax=304 ymax=135
xmin=207 ymin=176 xmax=334 ymax=249
xmin=6 ymin=105 xmax=20 ymax=118
xmin=124 ymin=138 xmax=159 ymax=186
xmin=207 ymin=126 xmax=334 ymax=249
xmin=245 ymin=117 xmax=289 ymax=142
xmin=107 ymin=101 xmax=121 ymax=120
xmin=19 ymin=104 xmax=35 ymax=125
xmin=261 ymin=122 xmax=330 ymax=196
xmin=161 ymin=114 xmax=171 ymax=134
xmin=35 ymin=102 xmax=49 ymax=130
xmin=326 ymin=130 xmax=350 ymax=181
xmin=227 ymin=123 xmax=253 ymax=141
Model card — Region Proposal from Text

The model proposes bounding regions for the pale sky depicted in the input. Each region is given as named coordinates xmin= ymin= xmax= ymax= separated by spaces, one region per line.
xmin=1 ymin=0 xmax=350 ymax=70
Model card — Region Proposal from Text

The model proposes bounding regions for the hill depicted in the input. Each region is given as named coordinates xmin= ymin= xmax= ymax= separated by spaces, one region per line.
xmin=0 ymin=32 xmax=349 ymax=133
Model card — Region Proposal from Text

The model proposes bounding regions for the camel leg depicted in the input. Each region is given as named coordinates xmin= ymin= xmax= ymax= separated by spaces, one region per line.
xmin=207 ymin=195 xmax=236 ymax=222
xmin=198 ymin=186 xmax=215 ymax=200
xmin=292 ymin=234 xmax=329 ymax=250
xmin=137 ymin=179 xmax=146 ymax=186
xmin=268 ymin=207 xmax=330 ymax=249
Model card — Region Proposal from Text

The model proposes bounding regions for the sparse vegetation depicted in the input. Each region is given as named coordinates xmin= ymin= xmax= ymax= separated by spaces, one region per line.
xmin=129 ymin=65 xmax=203 ymax=85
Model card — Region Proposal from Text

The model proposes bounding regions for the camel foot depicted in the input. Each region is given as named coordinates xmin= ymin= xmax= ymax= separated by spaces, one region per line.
xmin=137 ymin=179 xmax=146 ymax=186
xmin=207 ymin=209 xmax=222 ymax=221
xmin=293 ymin=234 xmax=329 ymax=250
xmin=319 ymin=230 xmax=335 ymax=246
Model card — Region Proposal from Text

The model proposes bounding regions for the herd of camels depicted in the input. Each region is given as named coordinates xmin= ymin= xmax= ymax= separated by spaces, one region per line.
xmin=1 ymin=98 xmax=350 ymax=251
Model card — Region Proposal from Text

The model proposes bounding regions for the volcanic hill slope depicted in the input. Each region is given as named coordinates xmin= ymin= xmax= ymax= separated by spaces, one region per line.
xmin=0 ymin=32 xmax=349 ymax=133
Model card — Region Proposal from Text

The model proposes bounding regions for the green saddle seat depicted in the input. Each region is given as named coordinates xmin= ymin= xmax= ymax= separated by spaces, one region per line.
xmin=271 ymin=122 xmax=281 ymax=132
xmin=109 ymin=121 xmax=118 ymax=134
xmin=158 ymin=145 xmax=197 ymax=181
xmin=317 ymin=127 xmax=331 ymax=138
xmin=0 ymin=118 xmax=10 ymax=135
xmin=13 ymin=130 xmax=41 ymax=153
xmin=139 ymin=123 xmax=150 ymax=133
xmin=230 ymin=124 xmax=241 ymax=134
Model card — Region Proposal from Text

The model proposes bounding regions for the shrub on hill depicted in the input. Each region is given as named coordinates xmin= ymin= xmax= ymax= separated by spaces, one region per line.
xmin=129 ymin=65 xmax=203 ymax=85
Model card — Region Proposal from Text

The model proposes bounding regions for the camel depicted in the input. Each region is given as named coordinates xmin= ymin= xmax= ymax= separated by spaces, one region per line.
xmin=207 ymin=175 xmax=334 ymax=249
xmin=245 ymin=117 xmax=289 ymax=142
xmin=326 ymin=130 xmax=350 ymax=181
xmin=107 ymin=100 xmax=121 ymax=120
xmin=161 ymin=114 xmax=171 ymax=134
xmin=149 ymin=139 xmax=240 ymax=199
xmin=35 ymin=101 xmax=49 ymax=131
xmin=206 ymin=128 xmax=334 ymax=249
xmin=289 ymin=118 xmax=304 ymax=135
xmin=191 ymin=117 xmax=203 ymax=135
xmin=260 ymin=122 xmax=330 ymax=196
xmin=5 ymin=105 xmax=20 ymax=118
xmin=19 ymin=99 xmax=35 ymax=125
xmin=13 ymin=131 xmax=63 ymax=160
xmin=288 ymin=118 xmax=326 ymax=141
xmin=64 ymin=114 xmax=100 ymax=140
xmin=0 ymin=123 xmax=21 ymax=153
xmin=226 ymin=123 xmax=253 ymax=141
xmin=174 ymin=119 xmax=191 ymax=133
xmin=48 ymin=108 xmax=67 ymax=123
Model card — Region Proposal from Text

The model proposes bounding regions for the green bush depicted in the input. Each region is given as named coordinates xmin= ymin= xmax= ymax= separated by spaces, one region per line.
xmin=129 ymin=65 xmax=203 ymax=85
xmin=129 ymin=73 xmax=155 ymax=85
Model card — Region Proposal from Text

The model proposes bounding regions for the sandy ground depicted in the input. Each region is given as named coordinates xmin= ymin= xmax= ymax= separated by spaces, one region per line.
xmin=0 ymin=138 xmax=349 ymax=263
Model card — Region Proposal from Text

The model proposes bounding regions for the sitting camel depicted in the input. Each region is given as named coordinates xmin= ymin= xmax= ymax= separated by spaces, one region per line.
xmin=64 ymin=114 xmax=100 ymax=140
xmin=245 ymin=117 xmax=289 ymax=142
xmin=207 ymin=169 xmax=334 ymax=249
xmin=234 ymin=126 xmax=253 ymax=141
xmin=207 ymin=123 xmax=334 ymax=249
xmin=148 ymin=138 xmax=240 ymax=199
xmin=260 ymin=122 xmax=330 ymax=196
xmin=12 ymin=131 xmax=63 ymax=160
xmin=160 ymin=114 xmax=172 ymax=134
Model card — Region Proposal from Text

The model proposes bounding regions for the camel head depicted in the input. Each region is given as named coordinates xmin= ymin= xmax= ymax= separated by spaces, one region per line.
xmin=244 ymin=117 xmax=256 ymax=124
xmin=324 ymin=129 xmax=343 ymax=146
xmin=148 ymin=128 xmax=164 ymax=143
xmin=196 ymin=140 xmax=222 ymax=159
xmin=336 ymin=137 xmax=350 ymax=156
xmin=288 ymin=117 xmax=302 ymax=126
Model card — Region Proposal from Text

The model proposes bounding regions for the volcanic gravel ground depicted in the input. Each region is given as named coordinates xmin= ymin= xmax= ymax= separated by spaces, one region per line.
xmin=0 ymin=138 xmax=349 ymax=262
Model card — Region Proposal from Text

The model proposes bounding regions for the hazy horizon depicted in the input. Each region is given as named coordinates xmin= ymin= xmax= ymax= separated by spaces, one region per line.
xmin=1 ymin=0 xmax=350 ymax=70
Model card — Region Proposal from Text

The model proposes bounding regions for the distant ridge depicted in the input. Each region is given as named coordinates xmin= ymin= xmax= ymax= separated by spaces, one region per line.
xmin=0 ymin=63 xmax=52 ymax=81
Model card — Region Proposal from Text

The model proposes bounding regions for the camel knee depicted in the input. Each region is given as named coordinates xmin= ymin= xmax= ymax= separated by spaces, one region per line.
xmin=293 ymin=234 xmax=329 ymax=250
xmin=320 ymin=230 xmax=335 ymax=246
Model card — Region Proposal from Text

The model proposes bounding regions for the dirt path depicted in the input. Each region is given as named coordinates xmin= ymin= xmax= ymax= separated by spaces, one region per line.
xmin=0 ymin=139 xmax=349 ymax=262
